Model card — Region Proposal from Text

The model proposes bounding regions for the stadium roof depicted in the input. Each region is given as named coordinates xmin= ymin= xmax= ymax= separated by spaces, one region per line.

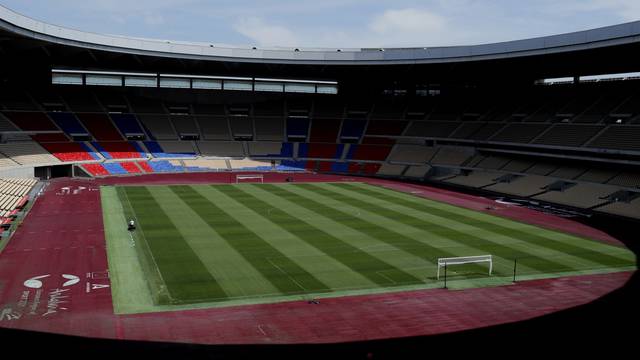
xmin=2 ymin=4 xmax=640 ymax=83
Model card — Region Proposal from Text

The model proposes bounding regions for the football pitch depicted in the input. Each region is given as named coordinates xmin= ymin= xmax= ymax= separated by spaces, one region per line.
xmin=100 ymin=182 xmax=636 ymax=314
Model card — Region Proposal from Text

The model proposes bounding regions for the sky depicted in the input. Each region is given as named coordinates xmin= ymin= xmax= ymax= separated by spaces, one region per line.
xmin=1 ymin=0 xmax=639 ymax=48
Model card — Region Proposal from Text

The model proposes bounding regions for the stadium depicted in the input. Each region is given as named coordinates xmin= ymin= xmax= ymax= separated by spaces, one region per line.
xmin=0 ymin=3 xmax=638 ymax=358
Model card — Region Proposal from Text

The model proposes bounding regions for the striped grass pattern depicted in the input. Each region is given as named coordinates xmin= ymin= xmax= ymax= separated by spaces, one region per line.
xmin=102 ymin=182 xmax=636 ymax=313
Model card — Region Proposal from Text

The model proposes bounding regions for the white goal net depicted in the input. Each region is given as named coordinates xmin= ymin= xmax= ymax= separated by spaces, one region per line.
xmin=236 ymin=174 xmax=264 ymax=183
xmin=437 ymin=255 xmax=493 ymax=279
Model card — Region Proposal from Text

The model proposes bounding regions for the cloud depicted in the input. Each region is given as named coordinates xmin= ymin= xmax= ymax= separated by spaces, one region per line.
xmin=370 ymin=8 xmax=447 ymax=35
xmin=233 ymin=17 xmax=299 ymax=47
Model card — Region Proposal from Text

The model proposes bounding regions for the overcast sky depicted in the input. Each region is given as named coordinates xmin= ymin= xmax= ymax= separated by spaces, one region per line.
xmin=1 ymin=1 xmax=639 ymax=48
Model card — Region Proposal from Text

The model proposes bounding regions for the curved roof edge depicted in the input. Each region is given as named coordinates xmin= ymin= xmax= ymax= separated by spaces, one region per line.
xmin=2 ymin=5 xmax=640 ymax=65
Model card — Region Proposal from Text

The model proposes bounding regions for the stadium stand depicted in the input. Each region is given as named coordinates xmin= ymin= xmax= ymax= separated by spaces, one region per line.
xmin=387 ymin=144 xmax=437 ymax=164
xmin=577 ymin=168 xmax=619 ymax=183
xmin=430 ymin=147 xmax=473 ymax=166
xmin=110 ymin=114 xmax=147 ymax=138
xmin=118 ymin=162 xmax=142 ymax=174
xmin=299 ymin=143 xmax=344 ymax=159
xmin=40 ymin=142 xmax=99 ymax=162
xmin=587 ymin=125 xmax=640 ymax=151
xmin=309 ymin=118 xmax=341 ymax=143
xmin=254 ymin=117 xmax=284 ymax=141
xmin=404 ymin=121 xmax=460 ymax=138
xmin=347 ymin=144 xmax=392 ymax=161
xmin=489 ymin=123 xmax=549 ymax=143
xmin=47 ymin=112 xmax=89 ymax=137
xmin=0 ymin=141 xmax=60 ymax=165
xmin=525 ymin=163 xmax=559 ymax=176
xmin=81 ymin=163 xmax=110 ymax=176
xmin=229 ymin=158 xmax=273 ymax=171
xmin=606 ymin=172 xmax=640 ymax=188
xmin=0 ymin=112 xmax=20 ymax=132
xmin=144 ymin=141 xmax=196 ymax=158
xmin=183 ymin=159 xmax=229 ymax=170
xmin=197 ymin=116 xmax=232 ymax=140
xmin=229 ymin=116 xmax=253 ymax=139
xmin=77 ymin=113 xmax=125 ymax=141
xmin=445 ymin=171 xmax=502 ymax=188
xmin=548 ymin=166 xmax=587 ymax=180
xmin=404 ymin=165 xmax=432 ymax=178
xmin=2 ymin=111 xmax=59 ymax=131
xmin=102 ymin=162 xmax=129 ymax=175
xmin=286 ymin=117 xmax=310 ymax=141
xmin=501 ymin=159 xmax=536 ymax=173
xmin=533 ymin=124 xmax=605 ymax=147
xmin=475 ymin=155 xmax=512 ymax=170
xmin=377 ymin=163 xmax=407 ymax=176
xmin=595 ymin=195 xmax=640 ymax=219
xmin=483 ymin=175 xmax=556 ymax=197
xmin=137 ymin=114 xmax=178 ymax=140
xmin=0 ymin=177 xmax=37 ymax=217
xmin=170 ymin=115 xmax=200 ymax=138
xmin=92 ymin=142 xmax=144 ymax=159
xmin=248 ymin=142 xmax=286 ymax=157
xmin=339 ymin=119 xmax=367 ymax=142
xmin=197 ymin=141 xmax=245 ymax=157
xmin=534 ymin=183 xmax=617 ymax=208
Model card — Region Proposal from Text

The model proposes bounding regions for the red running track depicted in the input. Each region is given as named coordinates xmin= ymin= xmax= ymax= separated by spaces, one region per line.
xmin=0 ymin=173 xmax=634 ymax=344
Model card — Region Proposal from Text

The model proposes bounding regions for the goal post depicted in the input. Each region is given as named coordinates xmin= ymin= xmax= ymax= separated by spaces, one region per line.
xmin=235 ymin=174 xmax=264 ymax=183
xmin=437 ymin=255 xmax=492 ymax=280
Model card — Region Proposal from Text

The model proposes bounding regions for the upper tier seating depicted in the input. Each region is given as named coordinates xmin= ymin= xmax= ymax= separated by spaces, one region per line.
xmin=339 ymin=119 xmax=367 ymax=141
xmin=577 ymin=168 xmax=619 ymax=183
xmin=346 ymin=144 xmax=392 ymax=161
xmin=606 ymin=172 xmax=640 ymax=188
xmin=248 ymin=142 xmax=285 ymax=157
xmin=47 ymin=112 xmax=89 ymax=136
xmin=533 ymin=124 xmax=604 ymax=147
xmin=144 ymin=141 xmax=196 ymax=158
xmin=138 ymin=115 xmax=178 ymax=140
xmin=2 ymin=111 xmax=59 ymax=131
xmin=170 ymin=115 xmax=200 ymax=137
xmin=445 ymin=171 xmax=502 ymax=188
xmin=587 ymin=126 xmax=640 ymax=152
xmin=298 ymin=143 xmax=344 ymax=159
xmin=0 ymin=113 xmax=20 ymax=132
xmin=387 ymin=144 xmax=437 ymax=164
xmin=110 ymin=114 xmax=146 ymax=137
xmin=197 ymin=141 xmax=245 ymax=157
xmin=254 ymin=117 xmax=284 ymax=141
xmin=430 ymin=147 xmax=473 ymax=166
xmin=77 ymin=113 xmax=124 ymax=141
xmin=489 ymin=123 xmax=549 ymax=143
xmin=404 ymin=121 xmax=460 ymax=138
xmin=196 ymin=116 xmax=232 ymax=140
xmin=229 ymin=116 xmax=253 ymax=138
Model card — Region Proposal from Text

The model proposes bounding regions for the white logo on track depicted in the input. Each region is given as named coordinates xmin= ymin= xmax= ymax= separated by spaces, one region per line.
xmin=23 ymin=274 xmax=80 ymax=289
xmin=23 ymin=275 xmax=50 ymax=289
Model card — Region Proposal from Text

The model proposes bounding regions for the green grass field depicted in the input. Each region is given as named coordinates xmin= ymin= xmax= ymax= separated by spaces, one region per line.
xmin=100 ymin=182 xmax=636 ymax=314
